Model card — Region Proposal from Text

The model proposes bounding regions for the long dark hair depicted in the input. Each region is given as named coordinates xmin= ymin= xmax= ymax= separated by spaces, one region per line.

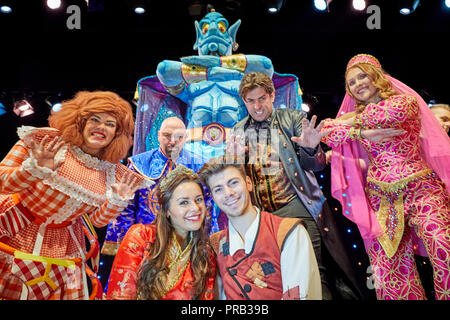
xmin=48 ymin=91 xmax=134 ymax=163
xmin=136 ymin=172 xmax=213 ymax=300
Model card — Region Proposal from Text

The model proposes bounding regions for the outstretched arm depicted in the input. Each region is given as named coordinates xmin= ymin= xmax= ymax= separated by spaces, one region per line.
xmin=358 ymin=95 xmax=419 ymax=128
xmin=320 ymin=118 xmax=406 ymax=147
xmin=290 ymin=113 xmax=328 ymax=171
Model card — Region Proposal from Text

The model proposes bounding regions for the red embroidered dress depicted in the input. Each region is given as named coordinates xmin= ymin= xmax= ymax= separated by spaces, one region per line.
xmin=106 ymin=224 xmax=216 ymax=300
xmin=0 ymin=127 xmax=146 ymax=300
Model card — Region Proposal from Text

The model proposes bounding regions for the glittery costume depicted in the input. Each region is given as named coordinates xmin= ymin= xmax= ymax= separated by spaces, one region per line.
xmin=0 ymin=127 xmax=149 ymax=300
xmin=321 ymin=54 xmax=450 ymax=300
xmin=101 ymin=147 xmax=204 ymax=256
xmin=106 ymin=224 xmax=216 ymax=300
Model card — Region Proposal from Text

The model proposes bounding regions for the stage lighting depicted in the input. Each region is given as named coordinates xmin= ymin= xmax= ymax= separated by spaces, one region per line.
xmin=398 ymin=0 xmax=420 ymax=15
xmin=264 ymin=0 xmax=284 ymax=14
xmin=13 ymin=100 xmax=34 ymax=118
xmin=314 ymin=0 xmax=327 ymax=11
xmin=445 ymin=0 xmax=450 ymax=8
xmin=45 ymin=95 xmax=63 ymax=112
xmin=0 ymin=5 xmax=12 ymax=13
xmin=301 ymin=103 xmax=310 ymax=112
xmin=352 ymin=0 xmax=366 ymax=11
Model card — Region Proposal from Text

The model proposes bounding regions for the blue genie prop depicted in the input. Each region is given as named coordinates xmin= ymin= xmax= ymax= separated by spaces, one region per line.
xmin=121 ymin=9 xmax=303 ymax=238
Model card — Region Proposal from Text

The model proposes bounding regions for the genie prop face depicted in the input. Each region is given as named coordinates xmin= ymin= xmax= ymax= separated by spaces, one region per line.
xmin=194 ymin=11 xmax=241 ymax=57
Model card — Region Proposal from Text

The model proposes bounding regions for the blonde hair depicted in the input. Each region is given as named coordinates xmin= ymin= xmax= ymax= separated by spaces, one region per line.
xmin=48 ymin=91 xmax=134 ymax=163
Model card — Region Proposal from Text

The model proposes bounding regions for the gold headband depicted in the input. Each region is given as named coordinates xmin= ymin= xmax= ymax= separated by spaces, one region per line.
xmin=159 ymin=165 xmax=197 ymax=193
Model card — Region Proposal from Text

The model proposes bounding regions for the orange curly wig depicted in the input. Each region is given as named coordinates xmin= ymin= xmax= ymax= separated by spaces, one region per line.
xmin=48 ymin=91 xmax=134 ymax=163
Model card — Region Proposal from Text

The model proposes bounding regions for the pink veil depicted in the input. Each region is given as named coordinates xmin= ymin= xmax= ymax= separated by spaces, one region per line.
xmin=330 ymin=61 xmax=450 ymax=253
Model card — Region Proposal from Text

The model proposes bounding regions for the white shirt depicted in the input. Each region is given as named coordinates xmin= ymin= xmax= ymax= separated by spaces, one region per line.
xmin=218 ymin=208 xmax=322 ymax=300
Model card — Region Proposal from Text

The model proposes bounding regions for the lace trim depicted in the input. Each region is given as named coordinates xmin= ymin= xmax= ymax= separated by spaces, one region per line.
xmin=70 ymin=145 xmax=114 ymax=171
xmin=46 ymin=197 xmax=83 ymax=225
xmin=106 ymin=189 xmax=133 ymax=208
xmin=17 ymin=126 xmax=60 ymax=143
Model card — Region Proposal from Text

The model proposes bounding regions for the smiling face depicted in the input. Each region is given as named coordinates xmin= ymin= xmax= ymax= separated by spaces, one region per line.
xmin=207 ymin=166 xmax=253 ymax=219
xmin=80 ymin=112 xmax=117 ymax=156
xmin=243 ymin=86 xmax=275 ymax=122
xmin=346 ymin=67 xmax=380 ymax=104
xmin=167 ymin=181 xmax=206 ymax=239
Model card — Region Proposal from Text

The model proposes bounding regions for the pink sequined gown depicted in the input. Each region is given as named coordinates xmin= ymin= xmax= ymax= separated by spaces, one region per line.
xmin=321 ymin=94 xmax=450 ymax=300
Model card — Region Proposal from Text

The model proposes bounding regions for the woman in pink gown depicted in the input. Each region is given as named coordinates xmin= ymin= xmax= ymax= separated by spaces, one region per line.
xmin=106 ymin=165 xmax=216 ymax=300
xmin=321 ymin=54 xmax=450 ymax=300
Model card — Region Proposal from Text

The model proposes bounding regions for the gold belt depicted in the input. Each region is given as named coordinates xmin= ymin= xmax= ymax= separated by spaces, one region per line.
xmin=366 ymin=169 xmax=434 ymax=258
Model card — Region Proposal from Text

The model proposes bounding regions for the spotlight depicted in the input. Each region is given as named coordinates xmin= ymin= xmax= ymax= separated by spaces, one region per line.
xmin=47 ymin=0 xmax=62 ymax=10
xmin=445 ymin=0 xmax=450 ymax=8
xmin=264 ymin=0 xmax=284 ymax=14
xmin=0 ymin=102 xmax=6 ymax=116
xmin=0 ymin=5 xmax=12 ymax=14
xmin=301 ymin=103 xmax=310 ymax=112
xmin=398 ymin=0 xmax=420 ymax=15
xmin=45 ymin=95 xmax=63 ymax=112
xmin=352 ymin=0 xmax=366 ymax=11
xmin=313 ymin=0 xmax=327 ymax=11
xmin=13 ymin=100 xmax=34 ymax=118
xmin=51 ymin=103 xmax=62 ymax=112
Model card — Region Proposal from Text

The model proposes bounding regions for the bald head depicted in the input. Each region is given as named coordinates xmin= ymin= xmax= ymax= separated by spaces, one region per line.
xmin=158 ymin=117 xmax=187 ymax=159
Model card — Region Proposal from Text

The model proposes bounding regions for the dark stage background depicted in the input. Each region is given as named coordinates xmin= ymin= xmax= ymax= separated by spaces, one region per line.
xmin=0 ymin=0 xmax=448 ymax=300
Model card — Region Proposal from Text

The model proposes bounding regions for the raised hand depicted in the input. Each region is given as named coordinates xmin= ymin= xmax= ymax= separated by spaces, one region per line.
xmin=291 ymin=115 xmax=331 ymax=149
xmin=29 ymin=135 xmax=66 ymax=171
xmin=361 ymin=128 xmax=406 ymax=143
xmin=110 ymin=171 xmax=143 ymax=199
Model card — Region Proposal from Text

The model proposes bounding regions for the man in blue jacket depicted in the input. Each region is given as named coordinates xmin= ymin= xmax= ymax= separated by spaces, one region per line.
xmin=101 ymin=116 xmax=203 ymax=256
